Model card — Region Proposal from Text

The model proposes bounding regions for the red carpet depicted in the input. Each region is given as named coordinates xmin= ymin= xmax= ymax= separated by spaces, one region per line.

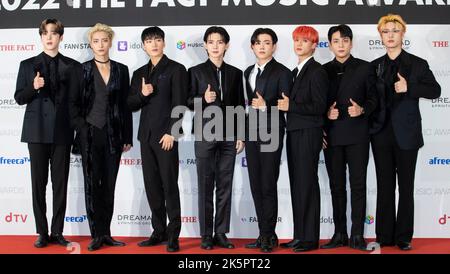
xmin=0 ymin=236 xmax=449 ymax=254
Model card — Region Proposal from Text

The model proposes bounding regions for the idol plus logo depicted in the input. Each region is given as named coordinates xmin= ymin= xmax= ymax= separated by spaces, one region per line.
xmin=4 ymin=212 xmax=28 ymax=223
xmin=428 ymin=157 xmax=450 ymax=165
xmin=432 ymin=41 xmax=449 ymax=48
xmin=0 ymin=156 xmax=30 ymax=165
xmin=365 ymin=215 xmax=375 ymax=225
xmin=439 ymin=214 xmax=450 ymax=225
xmin=320 ymin=216 xmax=334 ymax=224
xmin=118 ymin=41 xmax=128 ymax=51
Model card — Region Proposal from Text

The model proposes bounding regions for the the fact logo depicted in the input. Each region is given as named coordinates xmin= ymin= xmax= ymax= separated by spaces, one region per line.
xmin=177 ymin=41 xmax=186 ymax=50
xmin=438 ymin=214 xmax=450 ymax=225
xmin=4 ymin=212 xmax=28 ymax=223
xmin=118 ymin=41 xmax=128 ymax=51
xmin=432 ymin=41 xmax=449 ymax=48
xmin=0 ymin=44 xmax=35 ymax=52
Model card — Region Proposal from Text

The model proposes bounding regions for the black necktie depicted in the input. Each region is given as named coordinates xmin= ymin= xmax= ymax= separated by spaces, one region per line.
xmin=217 ymin=68 xmax=222 ymax=101
xmin=49 ymin=58 xmax=57 ymax=101
xmin=255 ymin=68 xmax=261 ymax=93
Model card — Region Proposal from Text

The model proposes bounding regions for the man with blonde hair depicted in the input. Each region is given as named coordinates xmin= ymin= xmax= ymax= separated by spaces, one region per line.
xmin=370 ymin=14 xmax=441 ymax=251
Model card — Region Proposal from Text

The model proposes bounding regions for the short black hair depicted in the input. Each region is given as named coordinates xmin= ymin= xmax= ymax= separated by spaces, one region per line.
xmin=39 ymin=18 xmax=64 ymax=36
xmin=141 ymin=26 xmax=165 ymax=43
xmin=250 ymin=28 xmax=278 ymax=45
xmin=327 ymin=24 xmax=353 ymax=42
xmin=203 ymin=26 xmax=230 ymax=44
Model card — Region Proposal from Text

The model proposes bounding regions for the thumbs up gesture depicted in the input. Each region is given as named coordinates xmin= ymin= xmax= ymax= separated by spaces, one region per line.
xmin=327 ymin=102 xmax=339 ymax=120
xmin=251 ymin=91 xmax=266 ymax=109
xmin=277 ymin=92 xmax=289 ymax=111
xmin=33 ymin=71 xmax=45 ymax=90
xmin=204 ymin=84 xmax=216 ymax=103
xmin=395 ymin=73 xmax=408 ymax=93
xmin=141 ymin=77 xmax=154 ymax=97
xmin=348 ymin=98 xmax=364 ymax=117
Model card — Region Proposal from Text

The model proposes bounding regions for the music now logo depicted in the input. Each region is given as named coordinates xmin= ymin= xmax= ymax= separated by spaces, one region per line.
xmin=4 ymin=212 xmax=28 ymax=223
xmin=438 ymin=214 xmax=450 ymax=225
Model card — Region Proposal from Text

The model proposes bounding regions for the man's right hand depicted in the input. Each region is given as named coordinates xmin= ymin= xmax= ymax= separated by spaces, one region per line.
xmin=141 ymin=77 xmax=154 ymax=97
xmin=33 ymin=71 xmax=45 ymax=90
xmin=327 ymin=102 xmax=339 ymax=120
xmin=204 ymin=84 xmax=216 ymax=103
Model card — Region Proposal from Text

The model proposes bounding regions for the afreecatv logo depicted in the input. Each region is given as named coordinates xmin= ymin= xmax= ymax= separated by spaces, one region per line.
xmin=65 ymin=215 xmax=87 ymax=223
xmin=0 ymin=156 xmax=30 ymax=165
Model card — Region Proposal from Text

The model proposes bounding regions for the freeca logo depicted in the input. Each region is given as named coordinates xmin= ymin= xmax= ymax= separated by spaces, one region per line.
xmin=65 ymin=215 xmax=87 ymax=223
xmin=0 ymin=156 xmax=30 ymax=165
xmin=317 ymin=41 xmax=329 ymax=48
xmin=428 ymin=157 xmax=450 ymax=165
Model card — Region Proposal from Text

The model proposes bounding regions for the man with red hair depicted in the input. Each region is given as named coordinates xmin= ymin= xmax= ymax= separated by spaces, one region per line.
xmin=278 ymin=26 xmax=328 ymax=252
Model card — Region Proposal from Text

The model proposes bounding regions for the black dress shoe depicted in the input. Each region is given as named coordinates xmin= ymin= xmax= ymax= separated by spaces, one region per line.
xmin=103 ymin=235 xmax=126 ymax=247
xmin=280 ymin=239 xmax=301 ymax=248
xmin=271 ymin=234 xmax=279 ymax=247
xmin=34 ymin=234 xmax=49 ymax=248
xmin=260 ymin=236 xmax=273 ymax=253
xmin=377 ymin=241 xmax=395 ymax=247
xmin=320 ymin=233 xmax=349 ymax=249
xmin=293 ymin=242 xmax=319 ymax=252
xmin=397 ymin=241 xmax=412 ymax=251
xmin=88 ymin=237 xmax=104 ymax=251
xmin=214 ymin=233 xmax=235 ymax=249
xmin=167 ymin=238 xmax=180 ymax=252
xmin=49 ymin=234 xmax=70 ymax=247
xmin=201 ymin=235 xmax=214 ymax=250
xmin=349 ymin=235 xmax=368 ymax=251
xmin=138 ymin=233 xmax=167 ymax=247
xmin=245 ymin=236 xmax=262 ymax=249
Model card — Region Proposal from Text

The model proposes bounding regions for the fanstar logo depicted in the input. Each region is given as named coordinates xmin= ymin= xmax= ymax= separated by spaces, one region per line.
xmin=177 ymin=41 xmax=186 ymax=50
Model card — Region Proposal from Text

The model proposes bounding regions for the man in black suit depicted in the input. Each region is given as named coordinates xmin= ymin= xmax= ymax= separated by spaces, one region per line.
xmin=371 ymin=14 xmax=441 ymax=251
xmin=127 ymin=27 xmax=188 ymax=252
xmin=69 ymin=23 xmax=133 ymax=251
xmin=277 ymin=25 xmax=328 ymax=252
xmin=243 ymin=28 xmax=292 ymax=253
xmin=14 ymin=19 xmax=82 ymax=248
xmin=321 ymin=25 xmax=377 ymax=251
xmin=187 ymin=26 xmax=245 ymax=250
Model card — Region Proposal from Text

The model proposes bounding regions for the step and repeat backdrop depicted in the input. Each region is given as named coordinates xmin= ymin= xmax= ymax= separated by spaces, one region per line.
xmin=0 ymin=1 xmax=449 ymax=239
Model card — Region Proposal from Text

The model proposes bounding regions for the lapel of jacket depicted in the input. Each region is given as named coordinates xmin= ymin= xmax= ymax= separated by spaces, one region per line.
xmin=256 ymin=58 xmax=276 ymax=97
xmin=33 ymin=52 xmax=47 ymax=78
xmin=290 ymin=57 xmax=313 ymax=100
xmin=337 ymin=56 xmax=357 ymax=95
xmin=203 ymin=60 xmax=221 ymax=102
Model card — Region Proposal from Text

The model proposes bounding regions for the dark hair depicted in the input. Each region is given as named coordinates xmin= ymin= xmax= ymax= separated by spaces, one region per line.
xmin=39 ymin=18 xmax=64 ymax=36
xmin=141 ymin=26 xmax=165 ymax=43
xmin=203 ymin=26 xmax=230 ymax=44
xmin=250 ymin=28 xmax=278 ymax=45
xmin=327 ymin=24 xmax=353 ymax=42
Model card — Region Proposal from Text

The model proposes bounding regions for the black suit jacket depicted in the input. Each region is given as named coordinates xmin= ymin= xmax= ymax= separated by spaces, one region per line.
xmin=15 ymin=52 xmax=82 ymax=145
xmin=244 ymin=58 xmax=292 ymax=132
xmin=127 ymin=55 xmax=188 ymax=143
xmin=69 ymin=59 xmax=133 ymax=154
xmin=286 ymin=57 xmax=329 ymax=132
xmin=371 ymin=50 xmax=441 ymax=150
xmin=187 ymin=60 xmax=245 ymax=140
xmin=323 ymin=56 xmax=377 ymax=146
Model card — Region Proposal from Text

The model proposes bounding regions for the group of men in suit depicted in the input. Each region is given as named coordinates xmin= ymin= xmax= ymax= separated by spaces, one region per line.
xmin=15 ymin=13 xmax=440 ymax=253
